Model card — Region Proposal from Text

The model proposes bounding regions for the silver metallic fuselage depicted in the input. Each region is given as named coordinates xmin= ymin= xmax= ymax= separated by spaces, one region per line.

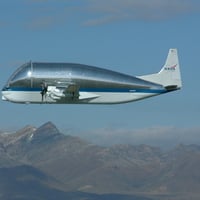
xmin=2 ymin=62 xmax=166 ymax=104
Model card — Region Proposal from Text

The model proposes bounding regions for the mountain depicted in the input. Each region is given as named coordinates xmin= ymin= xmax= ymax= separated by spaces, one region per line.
xmin=0 ymin=122 xmax=200 ymax=200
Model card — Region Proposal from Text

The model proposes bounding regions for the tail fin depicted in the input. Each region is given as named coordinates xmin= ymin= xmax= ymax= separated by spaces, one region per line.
xmin=139 ymin=49 xmax=182 ymax=90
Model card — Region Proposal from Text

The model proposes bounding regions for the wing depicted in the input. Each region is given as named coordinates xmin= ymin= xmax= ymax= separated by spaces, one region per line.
xmin=46 ymin=82 xmax=79 ymax=100
xmin=42 ymin=81 xmax=99 ymax=102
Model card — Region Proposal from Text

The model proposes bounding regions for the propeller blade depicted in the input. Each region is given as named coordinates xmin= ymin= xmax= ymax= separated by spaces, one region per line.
xmin=40 ymin=82 xmax=48 ymax=101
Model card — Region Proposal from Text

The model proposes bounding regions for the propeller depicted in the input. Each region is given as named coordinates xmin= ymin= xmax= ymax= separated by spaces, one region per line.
xmin=40 ymin=82 xmax=48 ymax=101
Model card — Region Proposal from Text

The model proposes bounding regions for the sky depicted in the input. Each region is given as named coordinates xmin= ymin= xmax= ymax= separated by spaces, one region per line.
xmin=0 ymin=0 xmax=200 ymax=148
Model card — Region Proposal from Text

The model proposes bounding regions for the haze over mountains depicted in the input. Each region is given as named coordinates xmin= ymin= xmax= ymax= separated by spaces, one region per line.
xmin=0 ymin=122 xmax=200 ymax=200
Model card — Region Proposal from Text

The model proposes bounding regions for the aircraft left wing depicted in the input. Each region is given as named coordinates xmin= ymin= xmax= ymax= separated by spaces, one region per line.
xmin=46 ymin=83 xmax=79 ymax=100
xmin=45 ymin=83 xmax=99 ymax=101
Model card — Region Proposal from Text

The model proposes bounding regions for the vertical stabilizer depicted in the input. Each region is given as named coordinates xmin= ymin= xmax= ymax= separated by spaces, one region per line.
xmin=139 ymin=49 xmax=182 ymax=90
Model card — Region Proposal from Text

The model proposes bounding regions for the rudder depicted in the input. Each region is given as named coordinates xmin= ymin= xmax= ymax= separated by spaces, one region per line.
xmin=158 ymin=49 xmax=182 ymax=89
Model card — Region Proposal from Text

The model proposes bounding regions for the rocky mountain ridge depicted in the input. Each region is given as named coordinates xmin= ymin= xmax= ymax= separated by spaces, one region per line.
xmin=0 ymin=122 xmax=200 ymax=200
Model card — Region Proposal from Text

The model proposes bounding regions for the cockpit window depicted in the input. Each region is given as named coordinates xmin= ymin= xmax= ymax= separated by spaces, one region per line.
xmin=6 ymin=62 xmax=32 ymax=87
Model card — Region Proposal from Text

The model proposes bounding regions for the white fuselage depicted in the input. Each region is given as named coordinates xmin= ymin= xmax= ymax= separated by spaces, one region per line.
xmin=2 ymin=90 xmax=162 ymax=104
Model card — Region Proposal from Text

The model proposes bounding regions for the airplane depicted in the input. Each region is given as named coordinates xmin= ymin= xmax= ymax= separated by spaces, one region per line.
xmin=1 ymin=49 xmax=182 ymax=104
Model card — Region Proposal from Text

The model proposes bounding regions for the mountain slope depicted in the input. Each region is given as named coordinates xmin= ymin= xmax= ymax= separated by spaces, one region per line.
xmin=1 ymin=122 xmax=200 ymax=200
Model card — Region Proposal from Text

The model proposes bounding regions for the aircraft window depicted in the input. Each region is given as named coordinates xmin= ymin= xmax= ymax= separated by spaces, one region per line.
xmin=9 ymin=63 xmax=31 ymax=83
xmin=6 ymin=62 xmax=32 ymax=87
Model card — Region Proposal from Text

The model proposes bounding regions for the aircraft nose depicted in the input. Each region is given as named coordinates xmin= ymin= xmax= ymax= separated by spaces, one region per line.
xmin=2 ymin=94 xmax=7 ymax=101
xmin=1 ymin=87 xmax=9 ymax=101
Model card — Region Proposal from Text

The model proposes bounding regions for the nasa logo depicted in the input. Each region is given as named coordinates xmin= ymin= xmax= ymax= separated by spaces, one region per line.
xmin=164 ymin=64 xmax=177 ymax=71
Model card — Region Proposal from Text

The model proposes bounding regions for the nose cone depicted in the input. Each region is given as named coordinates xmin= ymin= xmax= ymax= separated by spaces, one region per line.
xmin=2 ymin=87 xmax=8 ymax=101
xmin=1 ymin=86 xmax=10 ymax=101
xmin=2 ymin=94 xmax=7 ymax=101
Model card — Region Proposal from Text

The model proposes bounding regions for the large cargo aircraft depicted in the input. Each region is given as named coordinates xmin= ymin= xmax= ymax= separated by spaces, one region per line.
xmin=2 ymin=49 xmax=182 ymax=104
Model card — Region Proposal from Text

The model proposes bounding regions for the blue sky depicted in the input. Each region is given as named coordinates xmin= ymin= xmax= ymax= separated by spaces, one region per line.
xmin=0 ymin=0 xmax=200 ymax=148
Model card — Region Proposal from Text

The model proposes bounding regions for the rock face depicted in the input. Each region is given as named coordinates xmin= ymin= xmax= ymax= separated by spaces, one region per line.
xmin=0 ymin=122 xmax=200 ymax=200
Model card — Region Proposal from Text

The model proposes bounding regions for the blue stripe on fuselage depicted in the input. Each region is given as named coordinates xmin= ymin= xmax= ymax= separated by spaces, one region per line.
xmin=2 ymin=87 xmax=42 ymax=92
xmin=3 ymin=87 xmax=167 ymax=94
xmin=79 ymin=88 xmax=167 ymax=93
